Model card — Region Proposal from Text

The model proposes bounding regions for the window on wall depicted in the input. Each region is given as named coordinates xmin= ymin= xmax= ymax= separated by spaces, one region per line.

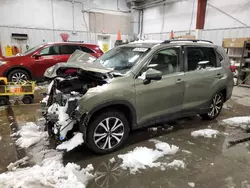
xmin=60 ymin=45 xmax=80 ymax=54
xmin=40 ymin=46 xmax=59 ymax=56
xmin=186 ymin=47 xmax=217 ymax=71
xmin=147 ymin=48 xmax=180 ymax=75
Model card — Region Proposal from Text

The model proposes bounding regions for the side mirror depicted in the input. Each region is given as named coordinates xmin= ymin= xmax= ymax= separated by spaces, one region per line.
xmin=33 ymin=54 xmax=41 ymax=59
xmin=143 ymin=68 xmax=162 ymax=84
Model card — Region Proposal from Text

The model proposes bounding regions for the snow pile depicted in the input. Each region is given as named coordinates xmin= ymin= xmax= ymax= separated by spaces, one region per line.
xmin=222 ymin=116 xmax=250 ymax=129
xmin=191 ymin=129 xmax=219 ymax=138
xmin=0 ymin=154 xmax=94 ymax=188
xmin=56 ymin=133 xmax=84 ymax=152
xmin=0 ymin=122 xmax=95 ymax=188
xmin=15 ymin=122 xmax=48 ymax=148
xmin=7 ymin=156 xmax=29 ymax=171
xmin=118 ymin=141 xmax=180 ymax=174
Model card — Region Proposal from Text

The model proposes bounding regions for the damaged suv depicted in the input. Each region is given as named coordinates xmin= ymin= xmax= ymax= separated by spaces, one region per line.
xmin=42 ymin=40 xmax=234 ymax=154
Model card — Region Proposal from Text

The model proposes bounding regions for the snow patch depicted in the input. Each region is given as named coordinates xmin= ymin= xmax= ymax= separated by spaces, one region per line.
xmin=222 ymin=116 xmax=250 ymax=129
xmin=188 ymin=182 xmax=195 ymax=187
xmin=118 ymin=141 xmax=180 ymax=174
xmin=182 ymin=150 xmax=192 ymax=154
xmin=155 ymin=142 xmax=179 ymax=155
xmin=109 ymin=157 xmax=116 ymax=163
xmin=166 ymin=160 xmax=185 ymax=169
xmin=0 ymin=136 xmax=2 ymax=141
xmin=48 ymin=103 xmax=76 ymax=140
xmin=16 ymin=122 xmax=48 ymax=148
xmin=41 ymin=96 xmax=49 ymax=105
xmin=56 ymin=133 xmax=84 ymax=152
xmin=191 ymin=129 xmax=219 ymax=138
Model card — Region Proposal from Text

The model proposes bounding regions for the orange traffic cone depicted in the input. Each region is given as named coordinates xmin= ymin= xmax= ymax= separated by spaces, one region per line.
xmin=117 ymin=30 xmax=122 ymax=41
xmin=170 ymin=30 xmax=174 ymax=39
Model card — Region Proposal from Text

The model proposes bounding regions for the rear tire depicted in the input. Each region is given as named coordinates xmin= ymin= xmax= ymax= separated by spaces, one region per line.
xmin=200 ymin=92 xmax=224 ymax=120
xmin=0 ymin=96 xmax=9 ymax=106
xmin=22 ymin=95 xmax=33 ymax=104
xmin=8 ymin=69 xmax=31 ymax=83
xmin=86 ymin=109 xmax=130 ymax=154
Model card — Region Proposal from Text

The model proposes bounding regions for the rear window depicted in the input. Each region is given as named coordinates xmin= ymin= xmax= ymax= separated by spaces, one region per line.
xmin=60 ymin=45 xmax=80 ymax=54
xmin=186 ymin=47 xmax=217 ymax=71
xmin=80 ymin=46 xmax=95 ymax=53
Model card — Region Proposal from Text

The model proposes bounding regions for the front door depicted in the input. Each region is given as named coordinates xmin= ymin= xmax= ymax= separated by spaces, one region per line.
xmin=32 ymin=45 xmax=61 ymax=78
xmin=135 ymin=47 xmax=185 ymax=125
xmin=182 ymin=46 xmax=224 ymax=112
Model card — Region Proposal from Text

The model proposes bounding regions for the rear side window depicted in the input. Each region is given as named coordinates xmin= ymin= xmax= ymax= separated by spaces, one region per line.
xmin=80 ymin=46 xmax=95 ymax=53
xmin=60 ymin=45 xmax=80 ymax=54
xmin=186 ymin=47 xmax=217 ymax=71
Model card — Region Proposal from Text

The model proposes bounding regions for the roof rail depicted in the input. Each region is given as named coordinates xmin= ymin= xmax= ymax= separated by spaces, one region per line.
xmin=162 ymin=39 xmax=213 ymax=44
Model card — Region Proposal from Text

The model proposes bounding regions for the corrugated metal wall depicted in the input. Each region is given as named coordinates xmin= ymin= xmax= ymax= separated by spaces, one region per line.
xmin=144 ymin=27 xmax=250 ymax=45
xmin=0 ymin=26 xmax=131 ymax=54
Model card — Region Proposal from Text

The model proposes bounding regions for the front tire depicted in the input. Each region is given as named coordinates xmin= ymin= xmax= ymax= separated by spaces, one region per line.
xmin=8 ymin=69 xmax=30 ymax=83
xmin=86 ymin=110 xmax=130 ymax=154
xmin=200 ymin=92 xmax=224 ymax=120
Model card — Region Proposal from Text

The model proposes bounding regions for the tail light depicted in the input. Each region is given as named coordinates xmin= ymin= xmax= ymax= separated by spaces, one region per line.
xmin=230 ymin=65 xmax=236 ymax=72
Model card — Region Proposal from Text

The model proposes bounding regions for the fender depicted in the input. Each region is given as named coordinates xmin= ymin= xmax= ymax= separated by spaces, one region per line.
xmin=79 ymin=100 xmax=137 ymax=141
xmin=4 ymin=65 xmax=34 ymax=80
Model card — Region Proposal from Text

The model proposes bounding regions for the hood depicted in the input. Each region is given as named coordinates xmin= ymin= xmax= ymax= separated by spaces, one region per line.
xmin=0 ymin=55 xmax=25 ymax=61
xmin=44 ymin=50 xmax=111 ymax=78
xmin=44 ymin=62 xmax=112 ymax=78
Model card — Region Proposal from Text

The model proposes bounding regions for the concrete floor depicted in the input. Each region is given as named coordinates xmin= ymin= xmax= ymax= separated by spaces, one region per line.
xmin=0 ymin=87 xmax=250 ymax=188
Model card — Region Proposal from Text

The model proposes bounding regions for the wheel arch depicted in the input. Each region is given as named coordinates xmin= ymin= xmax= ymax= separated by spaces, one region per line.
xmin=4 ymin=66 xmax=34 ymax=80
xmin=79 ymin=100 xmax=137 ymax=139
xmin=88 ymin=100 xmax=137 ymax=128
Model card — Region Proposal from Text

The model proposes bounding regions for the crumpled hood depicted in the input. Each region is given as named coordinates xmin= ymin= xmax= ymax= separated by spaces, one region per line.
xmin=44 ymin=61 xmax=112 ymax=78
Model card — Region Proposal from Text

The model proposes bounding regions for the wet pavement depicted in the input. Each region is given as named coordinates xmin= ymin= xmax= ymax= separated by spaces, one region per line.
xmin=0 ymin=86 xmax=250 ymax=188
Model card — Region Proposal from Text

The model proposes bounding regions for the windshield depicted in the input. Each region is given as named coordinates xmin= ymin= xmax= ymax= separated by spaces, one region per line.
xmin=23 ymin=44 xmax=43 ymax=55
xmin=95 ymin=46 xmax=150 ymax=74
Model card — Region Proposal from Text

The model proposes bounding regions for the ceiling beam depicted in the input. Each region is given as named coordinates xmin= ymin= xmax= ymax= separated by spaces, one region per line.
xmin=196 ymin=0 xmax=207 ymax=29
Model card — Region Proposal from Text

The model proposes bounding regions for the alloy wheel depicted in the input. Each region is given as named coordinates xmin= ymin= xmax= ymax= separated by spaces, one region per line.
xmin=93 ymin=117 xmax=125 ymax=150
xmin=208 ymin=94 xmax=223 ymax=117
xmin=11 ymin=72 xmax=28 ymax=83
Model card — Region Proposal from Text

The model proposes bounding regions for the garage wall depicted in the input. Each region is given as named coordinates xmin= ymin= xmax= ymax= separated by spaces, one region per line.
xmin=142 ymin=0 xmax=250 ymax=45
xmin=0 ymin=0 xmax=131 ymax=54
xmin=142 ymin=0 xmax=198 ymax=33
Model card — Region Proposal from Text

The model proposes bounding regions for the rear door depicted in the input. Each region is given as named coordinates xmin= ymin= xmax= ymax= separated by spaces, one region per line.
xmin=58 ymin=45 xmax=80 ymax=62
xmin=135 ymin=47 xmax=185 ymax=125
xmin=182 ymin=46 xmax=224 ymax=113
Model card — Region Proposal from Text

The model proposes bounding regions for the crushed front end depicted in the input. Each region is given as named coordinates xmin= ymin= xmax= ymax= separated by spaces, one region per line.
xmin=40 ymin=51 xmax=112 ymax=144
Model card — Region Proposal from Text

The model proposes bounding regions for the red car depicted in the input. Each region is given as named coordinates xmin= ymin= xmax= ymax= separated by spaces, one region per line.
xmin=0 ymin=42 xmax=103 ymax=82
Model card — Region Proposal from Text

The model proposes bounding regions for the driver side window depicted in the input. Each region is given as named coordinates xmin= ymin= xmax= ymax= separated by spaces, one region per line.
xmin=40 ymin=46 xmax=59 ymax=56
xmin=147 ymin=48 xmax=180 ymax=75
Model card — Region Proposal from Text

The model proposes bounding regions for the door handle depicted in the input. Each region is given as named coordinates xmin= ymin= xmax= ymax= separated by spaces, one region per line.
xmin=215 ymin=73 xmax=223 ymax=78
xmin=55 ymin=58 xmax=61 ymax=61
xmin=176 ymin=78 xmax=183 ymax=84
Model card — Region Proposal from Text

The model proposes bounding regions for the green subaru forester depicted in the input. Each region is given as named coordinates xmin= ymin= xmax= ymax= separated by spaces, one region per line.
xmin=42 ymin=39 xmax=234 ymax=154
